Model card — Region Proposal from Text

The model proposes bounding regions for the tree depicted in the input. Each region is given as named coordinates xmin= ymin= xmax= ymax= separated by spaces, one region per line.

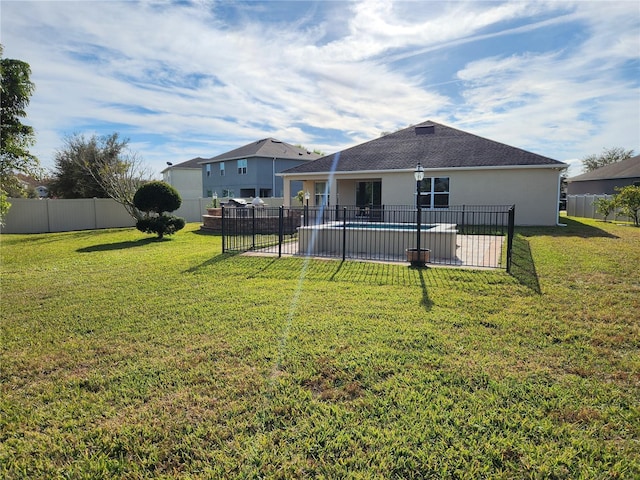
xmin=133 ymin=181 xmax=185 ymax=239
xmin=0 ymin=45 xmax=41 ymax=224
xmin=581 ymin=147 xmax=634 ymax=172
xmin=92 ymin=149 xmax=150 ymax=221
xmin=614 ymin=185 xmax=640 ymax=227
xmin=295 ymin=144 xmax=325 ymax=156
xmin=49 ymin=133 xmax=149 ymax=220
xmin=593 ymin=196 xmax=616 ymax=222
xmin=49 ymin=134 xmax=117 ymax=198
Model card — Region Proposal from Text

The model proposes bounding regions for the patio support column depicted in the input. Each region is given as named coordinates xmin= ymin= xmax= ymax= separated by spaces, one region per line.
xmin=282 ymin=176 xmax=291 ymax=206
xmin=329 ymin=176 xmax=338 ymax=207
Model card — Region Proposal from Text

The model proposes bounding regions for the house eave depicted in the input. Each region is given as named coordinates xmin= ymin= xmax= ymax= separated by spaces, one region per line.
xmin=279 ymin=163 xmax=568 ymax=177
xmin=567 ymin=174 xmax=640 ymax=183
xmin=162 ymin=166 xmax=202 ymax=173
xmin=199 ymin=156 xmax=251 ymax=165
xmin=200 ymin=155 xmax=315 ymax=165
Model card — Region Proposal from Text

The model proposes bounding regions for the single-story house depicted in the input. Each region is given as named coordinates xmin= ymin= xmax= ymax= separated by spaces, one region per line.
xmin=200 ymin=138 xmax=320 ymax=199
xmin=280 ymin=120 xmax=567 ymax=226
xmin=161 ymin=157 xmax=205 ymax=199
xmin=567 ymin=155 xmax=640 ymax=195
xmin=12 ymin=174 xmax=49 ymax=198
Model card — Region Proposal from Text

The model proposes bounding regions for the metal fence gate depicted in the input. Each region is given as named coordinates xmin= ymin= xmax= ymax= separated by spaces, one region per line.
xmin=222 ymin=205 xmax=515 ymax=271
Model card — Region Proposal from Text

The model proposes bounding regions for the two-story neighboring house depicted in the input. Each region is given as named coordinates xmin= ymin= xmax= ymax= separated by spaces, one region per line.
xmin=162 ymin=157 xmax=206 ymax=199
xmin=200 ymin=138 xmax=321 ymax=199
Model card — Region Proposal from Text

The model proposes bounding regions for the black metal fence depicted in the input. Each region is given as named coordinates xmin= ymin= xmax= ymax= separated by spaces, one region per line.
xmin=222 ymin=205 xmax=515 ymax=271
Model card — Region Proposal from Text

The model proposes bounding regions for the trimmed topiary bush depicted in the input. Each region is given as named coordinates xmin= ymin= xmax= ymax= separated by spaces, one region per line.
xmin=133 ymin=181 xmax=182 ymax=213
xmin=135 ymin=215 xmax=185 ymax=238
xmin=133 ymin=181 xmax=185 ymax=239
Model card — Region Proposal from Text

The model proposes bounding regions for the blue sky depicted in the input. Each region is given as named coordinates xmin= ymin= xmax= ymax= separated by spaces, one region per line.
xmin=2 ymin=0 xmax=639 ymax=178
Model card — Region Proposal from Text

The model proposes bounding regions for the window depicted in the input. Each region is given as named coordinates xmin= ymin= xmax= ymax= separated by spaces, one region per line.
xmin=220 ymin=162 xmax=225 ymax=176
xmin=240 ymin=188 xmax=255 ymax=197
xmin=259 ymin=188 xmax=272 ymax=198
xmin=237 ymin=159 xmax=247 ymax=175
xmin=222 ymin=189 xmax=234 ymax=197
xmin=315 ymin=181 xmax=329 ymax=206
xmin=206 ymin=164 xmax=211 ymax=177
xmin=419 ymin=177 xmax=449 ymax=208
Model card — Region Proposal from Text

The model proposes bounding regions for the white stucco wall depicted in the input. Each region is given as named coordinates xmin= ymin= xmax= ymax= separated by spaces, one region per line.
xmin=163 ymin=168 xmax=203 ymax=199
xmin=449 ymin=168 xmax=561 ymax=226
xmin=377 ymin=167 xmax=562 ymax=225
xmin=285 ymin=166 xmax=562 ymax=226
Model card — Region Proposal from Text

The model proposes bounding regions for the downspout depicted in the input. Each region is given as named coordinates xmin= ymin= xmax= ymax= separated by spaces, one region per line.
xmin=557 ymin=170 xmax=566 ymax=227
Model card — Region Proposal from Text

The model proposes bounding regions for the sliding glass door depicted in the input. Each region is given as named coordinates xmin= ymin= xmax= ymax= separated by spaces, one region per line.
xmin=356 ymin=181 xmax=381 ymax=208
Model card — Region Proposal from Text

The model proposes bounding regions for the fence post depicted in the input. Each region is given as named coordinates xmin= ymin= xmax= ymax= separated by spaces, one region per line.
xmin=342 ymin=207 xmax=347 ymax=261
xmin=221 ymin=206 xmax=226 ymax=253
xmin=93 ymin=198 xmax=98 ymax=229
xmin=251 ymin=207 xmax=256 ymax=250
xmin=46 ymin=198 xmax=52 ymax=233
xmin=278 ymin=206 xmax=284 ymax=258
xmin=506 ymin=205 xmax=515 ymax=273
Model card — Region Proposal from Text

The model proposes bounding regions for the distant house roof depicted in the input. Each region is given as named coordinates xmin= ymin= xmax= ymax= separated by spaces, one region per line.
xmin=201 ymin=138 xmax=321 ymax=164
xmin=161 ymin=157 xmax=207 ymax=173
xmin=15 ymin=173 xmax=42 ymax=189
xmin=567 ymin=155 xmax=640 ymax=183
xmin=282 ymin=120 xmax=565 ymax=175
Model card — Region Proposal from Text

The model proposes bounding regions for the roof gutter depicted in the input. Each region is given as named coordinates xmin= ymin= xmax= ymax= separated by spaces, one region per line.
xmin=200 ymin=153 xmax=319 ymax=165
xmin=279 ymin=163 xmax=568 ymax=177
xmin=199 ymin=156 xmax=252 ymax=165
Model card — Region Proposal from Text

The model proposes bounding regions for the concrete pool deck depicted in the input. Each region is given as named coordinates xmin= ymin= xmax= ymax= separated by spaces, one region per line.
xmin=243 ymin=233 xmax=505 ymax=269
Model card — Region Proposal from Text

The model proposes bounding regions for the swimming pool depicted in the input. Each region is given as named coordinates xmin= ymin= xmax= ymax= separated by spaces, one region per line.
xmin=297 ymin=221 xmax=458 ymax=260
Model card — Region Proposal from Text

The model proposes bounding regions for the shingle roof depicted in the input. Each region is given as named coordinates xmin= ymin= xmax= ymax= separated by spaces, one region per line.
xmin=568 ymin=155 xmax=640 ymax=182
xmin=160 ymin=157 xmax=207 ymax=173
xmin=282 ymin=120 xmax=564 ymax=174
xmin=169 ymin=157 xmax=208 ymax=169
xmin=202 ymin=138 xmax=321 ymax=163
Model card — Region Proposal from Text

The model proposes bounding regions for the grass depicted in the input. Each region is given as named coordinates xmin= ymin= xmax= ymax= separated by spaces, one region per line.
xmin=1 ymin=216 xmax=639 ymax=479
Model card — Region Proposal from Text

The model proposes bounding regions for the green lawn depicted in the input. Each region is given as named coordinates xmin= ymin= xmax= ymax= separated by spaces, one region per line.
xmin=1 ymin=217 xmax=638 ymax=479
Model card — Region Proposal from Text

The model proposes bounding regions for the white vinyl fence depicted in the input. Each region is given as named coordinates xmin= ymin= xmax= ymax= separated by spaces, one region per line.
xmin=566 ymin=194 xmax=616 ymax=220
xmin=1 ymin=198 xmax=212 ymax=234
xmin=1 ymin=197 xmax=298 ymax=234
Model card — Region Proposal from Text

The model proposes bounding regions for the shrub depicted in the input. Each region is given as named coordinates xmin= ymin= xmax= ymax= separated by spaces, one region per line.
xmin=136 ymin=215 xmax=186 ymax=238
xmin=133 ymin=181 xmax=182 ymax=214
xmin=133 ymin=181 xmax=185 ymax=238
xmin=614 ymin=185 xmax=640 ymax=226
xmin=593 ymin=197 xmax=617 ymax=222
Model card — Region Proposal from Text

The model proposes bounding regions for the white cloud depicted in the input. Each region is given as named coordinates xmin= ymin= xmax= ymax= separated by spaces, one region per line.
xmin=451 ymin=2 xmax=640 ymax=170
xmin=320 ymin=0 xmax=540 ymax=61
xmin=2 ymin=0 xmax=638 ymax=178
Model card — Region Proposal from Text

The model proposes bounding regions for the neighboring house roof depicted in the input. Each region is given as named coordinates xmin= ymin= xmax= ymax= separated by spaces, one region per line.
xmin=282 ymin=120 xmax=565 ymax=174
xmin=161 ymin=157 xmax=207 ymax=173
xmin=15 ymin=173 xmax=42 ymax=188
xmin=201 ymin=138 xmax=321 ymax=164
xmin=567 ymin=155 xmax=640 ymax=183
xmin=12 ymin=173 xmax=49 ymax=196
